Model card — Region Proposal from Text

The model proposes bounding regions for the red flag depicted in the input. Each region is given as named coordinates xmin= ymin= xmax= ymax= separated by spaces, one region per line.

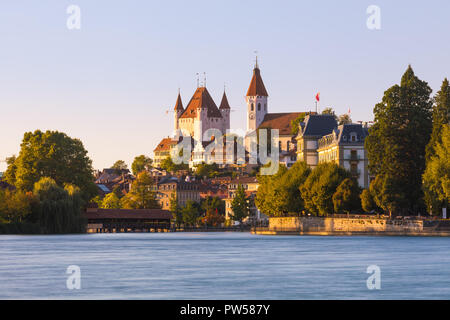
xmin=315 ymin=92 xmax=320 ymax=102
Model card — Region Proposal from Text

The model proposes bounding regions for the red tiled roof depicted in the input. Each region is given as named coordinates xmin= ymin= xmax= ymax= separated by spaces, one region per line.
xmin=180 ymin=87 xmax=222 ymax=119
xmin=246 ymin=67 xmax=268 ymax=97
xmin=154 ymin=137 xmax=177 ymax=152
xmin=85 ymin=208 xmax=172 ymax=220
xmin=258 ymin=112 xmax=306 ymax=136
xmin=174 ymin=93 xmax=184 ymax=111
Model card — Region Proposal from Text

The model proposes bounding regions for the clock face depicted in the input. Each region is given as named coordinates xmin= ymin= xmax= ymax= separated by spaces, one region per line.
xmin=249 ymin=113 xmax=255 ymax=120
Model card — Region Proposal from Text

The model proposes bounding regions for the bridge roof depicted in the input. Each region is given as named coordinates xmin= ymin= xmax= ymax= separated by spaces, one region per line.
xmin=85 ymin=208 xmax=172 ymax=220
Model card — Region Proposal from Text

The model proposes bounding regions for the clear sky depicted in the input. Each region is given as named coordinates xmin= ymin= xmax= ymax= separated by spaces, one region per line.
xmin=1 ymin=0 xmax=449 ymax=171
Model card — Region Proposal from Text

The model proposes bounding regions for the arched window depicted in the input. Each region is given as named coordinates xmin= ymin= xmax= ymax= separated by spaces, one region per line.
xmin=258 ymin=103 xmax=261 ymax=111
xmin=251 ymin=103 xmax=254 ymax=111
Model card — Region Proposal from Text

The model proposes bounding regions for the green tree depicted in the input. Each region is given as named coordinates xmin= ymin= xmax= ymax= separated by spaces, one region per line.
xmin=182 ymin=200 xmax=199 ymax=226
xmin=300 ymin=163 xmax=350 ymax=216
xmin=255 ymin=165 xmax=288 ymax=216
xmin=322 ymin=107 xmax=338 ymax=121
xmin=101 ymin=193 xmax=122 ymax=209
xmin=169 ymin=193 xmax=183 ymax=227
xmin=423 ymin=124 xmax=450 ymax=214
xmin=131 ymin=155 xmax=152 ymax=175
xmin=31 ymin=177 xmax=86 ymax=234
xmin=332 ymin=178 xmax=361 ymax=214
xmin=201 ymin=196 xmax=225 ymax=215
xmin=112 ymin=160 xmax=128 ymax=172
xmin=4 ymin=130 xmax=96 ymax=201
xmin=360 ymin=189 xmax=380 ymax=213
xmin=230 ymin=184 xmax=250 ymax=223
xmin=365 ymin=66 xmax=433 ymax=215
xmin=121 ymin=171 xmax=159 ymax=209
xmin=160 ymin=156 xmax=189 ymax=173
xmin=290 ymin=113 xmax=307 ymax=135
xmin=338 ymin=114 xmax=352 ymax=125
xmin=424 ymin=79 xmax=450 ymax=214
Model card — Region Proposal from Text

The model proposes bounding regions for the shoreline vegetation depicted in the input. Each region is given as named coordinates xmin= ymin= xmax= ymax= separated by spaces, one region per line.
xmin=0 ymin=66 xmax=449 ymax=235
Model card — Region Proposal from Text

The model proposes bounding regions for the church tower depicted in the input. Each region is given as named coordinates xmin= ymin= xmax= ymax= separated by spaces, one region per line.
xmin=246 ymin=59 xmax=268 ymax=132
xmin=173 ymin=91 xmax=184 ymax=134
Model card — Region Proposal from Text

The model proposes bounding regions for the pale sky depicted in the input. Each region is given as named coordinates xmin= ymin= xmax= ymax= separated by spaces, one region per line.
xmin=1 ymin=0 xmax=449 ymax=171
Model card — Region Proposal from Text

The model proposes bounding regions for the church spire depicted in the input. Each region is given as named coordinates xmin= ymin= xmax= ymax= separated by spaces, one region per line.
xmin=246 ymin=61 xmax=268 ymax=97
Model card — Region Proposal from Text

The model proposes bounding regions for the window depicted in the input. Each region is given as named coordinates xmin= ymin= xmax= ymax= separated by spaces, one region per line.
xmin=279 ymin=141 xmax=282 ymax=151
xmin=287 ymin=141 xmax=290 ymax=150
xmin=264 ymin=104 xmax=267 ymax=111
xmin=251 ymin=104 xmax=254 ymax=111
xmin=258 ymin=103 xmax=261 ymax=111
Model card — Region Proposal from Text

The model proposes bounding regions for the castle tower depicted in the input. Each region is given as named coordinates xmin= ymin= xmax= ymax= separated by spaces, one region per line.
xmin=173 ymin=91 xmax=184 ymax=134
xmin=246 ymin=59 xmax=268 ymax=132
xmin=219 ymin=90 xmax=231 ymax=133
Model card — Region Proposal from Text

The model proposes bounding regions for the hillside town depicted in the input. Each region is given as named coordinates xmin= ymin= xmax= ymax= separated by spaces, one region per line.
xmin=0 ymin=62 xmax=448 ymax=234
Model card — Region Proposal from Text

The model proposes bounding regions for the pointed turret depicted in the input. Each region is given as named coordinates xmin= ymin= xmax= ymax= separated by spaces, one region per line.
xmin=174 ymin=92 xmax=184 ymax=111
xmin=219 ymin=91 xmax=231 ymax=110
xmin=173 ymin=91 xmax=184 ymax=134
xmin=219 ymin=90 xmax=231 ymax=133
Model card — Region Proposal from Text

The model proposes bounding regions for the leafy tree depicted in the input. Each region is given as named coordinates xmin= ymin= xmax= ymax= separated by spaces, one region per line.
xmin=112 ymin=160 xmax=128 ymax=172
xmin=182 ymin=200 xmax=199 ymax=226
xmin=230 ymin=184 xmax=250 ymax=223
xmin=0 ymin=189 xmax=35 ymax=223
xmin=424 ymin=79 xmax=450 ymax=214
xmin=338 ymin=114 xmax=352 ymax=125
xmin=101 ymin=193 xmax=122 ymax=209
xmin=275 ymin=161 xmax=311 ymax=214
xmin=361 ymin=189 xmax=378 ymax=213
xmin=169 ymin=193 xmax=183 ymax=227
xmin=290 ymin=113 xmax=307 ymax=135
xmin=423 ymin=124 xmax=450 ymax=214
xmin=322 ymin=108 xmax=338 ymax=121
xmin=255 ymin=165 xmax=288 ymax=216
xmin=4 ymin=130 xmax=96 ymax=201
xmin=201 ymin=196 xmax=225 ymax=215
xmin=300 ymin=163 xmax=350 ymax=216
xmin=121 ymin=171 xmax=159 ymax=209
xmin=202 ymin=209 xmax=225 ymax=227
xmin=365 ymin=66 xmax=433 ymax=215
xmin=31 ymin=177 xmax=86 ymax=233
xmin=131 ymin=155 xmax=152 ymax=175
xmin=426 ymin=79 xmax=450 ymax=161
xmin=332 ymin=178 xmax=361 ymax=214
xmin=160 ymin=156 xmax=189 ymax=173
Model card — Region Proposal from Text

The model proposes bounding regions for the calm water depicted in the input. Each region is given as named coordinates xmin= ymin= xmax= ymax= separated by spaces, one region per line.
xmin=0 ymin=232 xmax=450 ymax=299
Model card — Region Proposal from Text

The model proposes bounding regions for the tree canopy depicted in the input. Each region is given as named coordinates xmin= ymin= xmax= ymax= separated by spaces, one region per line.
xmin=365 ymin=66 xmax=433 ymax=215
xmin=131 ymin=155 xmax=152 ymax=175
xmin=4 ymin=130 xmax=96 ymax=201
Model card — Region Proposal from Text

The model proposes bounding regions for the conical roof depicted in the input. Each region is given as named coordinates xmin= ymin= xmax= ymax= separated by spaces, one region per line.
xmin=246 ymin=66 xmax=268 ymax=97
xmin=219 ymin=91 xmax=231 ymax=109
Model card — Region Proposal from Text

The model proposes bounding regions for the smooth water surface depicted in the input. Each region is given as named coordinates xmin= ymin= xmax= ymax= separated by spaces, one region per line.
xmin=1 ymin=232 xmax=449 ymax=299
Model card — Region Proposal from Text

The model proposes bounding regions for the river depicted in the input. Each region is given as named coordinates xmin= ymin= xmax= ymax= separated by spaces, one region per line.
xmin=1 ymin=232 xmax=449 ymax=299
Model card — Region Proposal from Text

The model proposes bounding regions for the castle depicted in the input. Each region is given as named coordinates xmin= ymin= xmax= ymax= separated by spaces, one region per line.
xmin=153 ymin=61 xmax=306 ymax=168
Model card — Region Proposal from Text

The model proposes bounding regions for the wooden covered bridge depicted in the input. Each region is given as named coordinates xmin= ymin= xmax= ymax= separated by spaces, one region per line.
xmin=84 ymin=208 xmax=172 ymax=233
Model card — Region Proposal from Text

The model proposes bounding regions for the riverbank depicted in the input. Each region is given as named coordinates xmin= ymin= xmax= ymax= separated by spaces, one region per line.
xmin=252 ymin=217 xmax=450 ymax=237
